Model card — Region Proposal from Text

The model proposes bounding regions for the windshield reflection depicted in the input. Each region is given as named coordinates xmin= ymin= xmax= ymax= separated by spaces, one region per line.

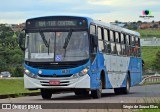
xmin=25 ymin=31 xmax=89 ymax=62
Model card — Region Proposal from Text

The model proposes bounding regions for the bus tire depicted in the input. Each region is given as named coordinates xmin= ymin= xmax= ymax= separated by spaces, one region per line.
xmin=91 ymin=80 xmax=102 ymax=98
xmin=114 ymin=75 xmax=130 ymax=94
xmin=41 ymin=89 xmax=52 ymax=99
xmin=122 ymin=75 xmax=130 ymax=94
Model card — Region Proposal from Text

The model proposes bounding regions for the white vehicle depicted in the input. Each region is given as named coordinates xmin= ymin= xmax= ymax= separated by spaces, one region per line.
xmin=0 ymin=71 xmax=11 ymax=78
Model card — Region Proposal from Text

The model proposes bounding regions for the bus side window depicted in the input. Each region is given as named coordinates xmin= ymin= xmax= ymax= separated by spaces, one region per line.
xmin=138 ymin=38 xmax=141 ymax=57
xmin=121 ymin=33 xmax=126 ymax=56
xmin=121 ymin=44 xmax=126 ymax=55
xmin=105 ymin=42 xmax=111 ymax=54
xmin=135 ymin=37 xmax=140 ymax=57
xmin=110 ymin=30 xmax=114 ymax=42
xmin=121 ymin=33 xmax=124 ymax=44
xmin=131 ymin=36 xmax=135 ymax=46
xmin=116 ymin=44 xmax=121 ymax=55
xmin=104 ymin=28 xmax=109 ymax=41
xmin=111 ymin=43 xmax=116 ymax=54
xmin=104 ymin=28 xmax=111 ymax=53
xmin=126 ymin=35 xmax=129 ymax=45
xmin=90 ymin=24 xmax=97 ymax=53
xmin=132 ymin=36 xmax=137 ymax=57
xmin=115 ymin=32 xmax=119 ymax=43
xmin=136 ymin=37 xmax=140 ymax=47
xmin=98 ymin=27 xmax=104 ymax=52
xmin=138 ymin=38 xmax=140 ymax=47
xmin=126 ymin=34 xmax=131 ymax=56
xmin=116 ymin=32 xmax=121 ymax=55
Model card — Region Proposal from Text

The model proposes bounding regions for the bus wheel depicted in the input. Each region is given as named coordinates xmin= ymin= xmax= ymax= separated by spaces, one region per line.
xmin=91 ymin=80 xmax=102 ymax=99
xmin=114 ymin=75 xmax=130 ymax=94
xmin=74 ymin=89 xmax=89 ymax=96
xmin=123 ymin=75 xmax=130 ymax=94
xmin=41 ymin=89 xmax=52 ymax=99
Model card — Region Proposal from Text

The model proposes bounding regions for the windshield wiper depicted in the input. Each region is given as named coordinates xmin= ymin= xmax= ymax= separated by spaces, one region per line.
xmin=39 ymin=31 xmax=50 ymax=54
xmin=63 ymin=29 xmax=72 ymax=57
xmin=63 ymin=29 xmax=72 ymax=49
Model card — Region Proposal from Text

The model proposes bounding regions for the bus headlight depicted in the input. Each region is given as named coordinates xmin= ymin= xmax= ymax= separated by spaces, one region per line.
xmin=79 ymin=67 xmax=89 ymax=77
xmin=24 ymin=67 xmax=37 ymax=78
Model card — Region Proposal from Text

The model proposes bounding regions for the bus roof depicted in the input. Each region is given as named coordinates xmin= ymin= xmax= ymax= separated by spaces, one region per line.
xmin=26 ymin=15 xmax=140 ymax=37
xmin=90 ymin=19 xmax=140 ymax=37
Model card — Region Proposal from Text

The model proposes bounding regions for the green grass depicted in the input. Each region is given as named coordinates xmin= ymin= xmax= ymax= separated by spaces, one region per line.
xmin=0 ymin=79 xmax=39 ymax=95
xmin=138 ymin=109 xmax=160 ymax=112
xmin=136 ymin=29 xmax=160 ymax=38
xmin=137 ymin=99 xmax=160 ymax=112
xmin=141 ymin=46 xmax=160 ymax=71
xmin=143 ymin=81 xmax=160 ymax=85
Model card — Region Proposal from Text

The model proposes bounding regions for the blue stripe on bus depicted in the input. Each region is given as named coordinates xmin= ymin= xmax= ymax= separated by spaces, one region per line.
xmin=128 ymin=57 xmax=142 ymax=86
xmin=24 ymin=60 xmax=90 ymax=76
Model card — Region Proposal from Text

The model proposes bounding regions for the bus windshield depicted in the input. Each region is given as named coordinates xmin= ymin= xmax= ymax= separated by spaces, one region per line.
xmin=25 ymin=31 xmax=89 ymax=62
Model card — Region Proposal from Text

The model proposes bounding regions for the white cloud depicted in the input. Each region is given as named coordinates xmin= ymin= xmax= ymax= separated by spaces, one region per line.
xmin=88 ymin=0 xmax=160 ymax=8
xmin=0 ymin=0 xmax=160 ymax=23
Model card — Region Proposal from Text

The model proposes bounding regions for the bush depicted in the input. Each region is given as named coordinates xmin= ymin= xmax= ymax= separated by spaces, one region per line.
xmin=12 ymin=67 xmax=23 ymax=77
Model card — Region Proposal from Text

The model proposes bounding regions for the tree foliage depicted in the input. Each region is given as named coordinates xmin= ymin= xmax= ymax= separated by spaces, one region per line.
xmin=153 ymin=51 xmax=160 ymax=72
xmin=0 ymin=25 xmax=24 ymax=77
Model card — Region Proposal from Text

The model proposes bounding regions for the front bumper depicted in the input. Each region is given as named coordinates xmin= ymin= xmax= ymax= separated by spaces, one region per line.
xmin=24 ymin=74 xmax=90 ymax=89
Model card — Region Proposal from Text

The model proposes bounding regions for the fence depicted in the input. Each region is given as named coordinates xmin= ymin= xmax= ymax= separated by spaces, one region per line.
xmin=140 ymin=75 xmax=160 ymax=84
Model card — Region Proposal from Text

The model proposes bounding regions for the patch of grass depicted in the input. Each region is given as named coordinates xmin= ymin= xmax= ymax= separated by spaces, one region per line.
xmin=138 ymin=109 xmax=160 ymax=112
xmin=141 ymin=46 xmax=160 ymax=70
xmin=136 ymin=29 xmax=160 ymax=38
xmin=137 ymin=99 xmax=160 ymax=112
xmin=0 ymin=79 xmax=39 ymax=95
xmin=143 ymin=81 xmax=160 ymax=85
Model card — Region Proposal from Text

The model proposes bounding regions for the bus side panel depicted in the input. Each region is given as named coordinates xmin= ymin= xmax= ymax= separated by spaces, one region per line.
xmin=104 ymin=55 xmax=130 ymax=88
xmin=129 ymin=57 xmax=142 ymax=86
xmin=104 ymin=55 xmax=113 ymax=88
xmin=97 ymin=53 xmax=107 ymax=88
xmin=89 ymin=56 xmax=100 ymax=89
xmin=89 ymin=53 xmax=106 ymax=89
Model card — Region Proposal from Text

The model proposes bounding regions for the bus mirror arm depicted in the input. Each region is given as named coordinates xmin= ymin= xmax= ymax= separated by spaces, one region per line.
xmin=142 ymin=59 xmax=144 ymax=67
xmin=18 ymin=29 xmax=25 ymax=51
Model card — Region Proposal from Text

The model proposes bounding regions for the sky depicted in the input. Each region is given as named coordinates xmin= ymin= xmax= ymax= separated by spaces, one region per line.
xmin=0 ymin=0 xmax=160 ymax=24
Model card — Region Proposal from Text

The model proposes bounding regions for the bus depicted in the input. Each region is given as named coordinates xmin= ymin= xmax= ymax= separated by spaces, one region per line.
xmin=19 ymin=16 xmax=142 ymax=99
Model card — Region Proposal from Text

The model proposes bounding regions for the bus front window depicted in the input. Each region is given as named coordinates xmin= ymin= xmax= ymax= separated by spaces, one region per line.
xmin=26 ymin=31 xmax=89 ymax=62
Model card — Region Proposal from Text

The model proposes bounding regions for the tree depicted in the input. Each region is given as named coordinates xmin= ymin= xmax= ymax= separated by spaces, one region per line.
xmin=137 ymin=20 xmax=142 ymax=24
xmin=115 ymin=20 xmax=118 ymax=23
xmin=153 ymin=51 xmax=160 ymax=72
xmin=0 ymin=25 xmax=24 ymax=76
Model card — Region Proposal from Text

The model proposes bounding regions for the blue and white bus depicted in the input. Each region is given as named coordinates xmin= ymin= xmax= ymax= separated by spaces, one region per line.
xmin=19 ymin=16 xmax=142 ymax=99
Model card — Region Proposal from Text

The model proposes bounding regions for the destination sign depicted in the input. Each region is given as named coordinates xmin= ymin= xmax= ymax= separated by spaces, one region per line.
xmin=26 ymin=18 xmax=87 ymax=28
xmin=35 ymin=20 xmax=77 ymax=27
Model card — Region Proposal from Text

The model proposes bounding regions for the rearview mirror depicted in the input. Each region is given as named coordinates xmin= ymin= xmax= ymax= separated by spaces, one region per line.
xmin=18 ymin=29 xmax=26 ymax=51
xmin=142 ymin=59 xmax=144 ymax=67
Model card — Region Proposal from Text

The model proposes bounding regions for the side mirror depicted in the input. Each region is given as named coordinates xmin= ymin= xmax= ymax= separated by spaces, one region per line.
xmin=90 ymin=34 xmax=98 ymax=47
xmin=142 ymin=59 xmax=144 ymax=67
xmin=18 ymin=29 xmax=26 ymax=51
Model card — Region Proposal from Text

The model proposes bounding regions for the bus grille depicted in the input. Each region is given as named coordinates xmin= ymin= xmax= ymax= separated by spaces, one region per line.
xmin=38 ymin=74 xmax=73 ymax=78
xmin=25 ymin=59 xmax=88 ymax=70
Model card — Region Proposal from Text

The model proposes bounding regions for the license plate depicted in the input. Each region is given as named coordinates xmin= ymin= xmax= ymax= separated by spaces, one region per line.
xmin=49 ymin=80 xmax=60 ymax=85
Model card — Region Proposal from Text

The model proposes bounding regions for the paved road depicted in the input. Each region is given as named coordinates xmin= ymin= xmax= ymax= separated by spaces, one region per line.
xmin=0 ymin=84 xmax=160 ymax=112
